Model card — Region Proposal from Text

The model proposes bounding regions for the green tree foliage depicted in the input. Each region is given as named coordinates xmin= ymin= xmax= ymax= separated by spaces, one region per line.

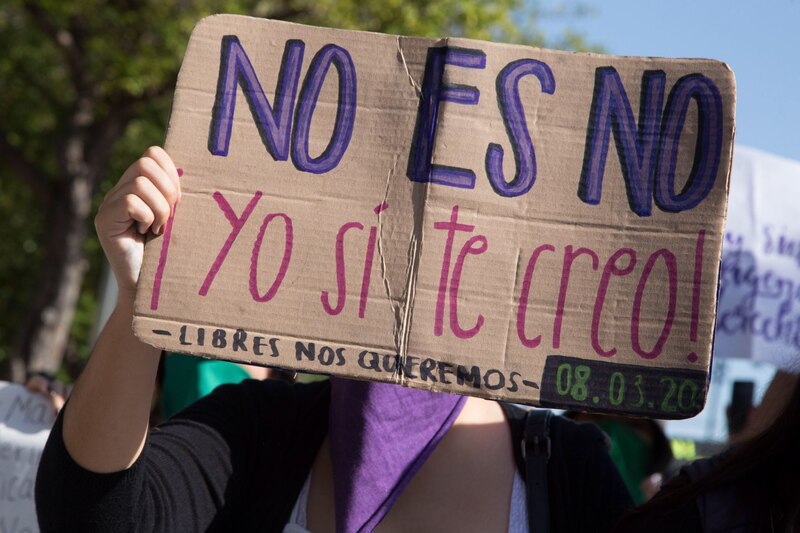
xmin=0 ymin=0 xmax=596 ymax=382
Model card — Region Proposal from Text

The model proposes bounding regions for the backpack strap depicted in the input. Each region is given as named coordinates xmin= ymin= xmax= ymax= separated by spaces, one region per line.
xmin=524 ymin=409 xmax=552 ymax=533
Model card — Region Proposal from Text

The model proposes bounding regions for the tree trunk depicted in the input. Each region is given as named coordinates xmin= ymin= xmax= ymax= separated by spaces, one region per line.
xmin=7 ymin=177 xmax=92 ymax=382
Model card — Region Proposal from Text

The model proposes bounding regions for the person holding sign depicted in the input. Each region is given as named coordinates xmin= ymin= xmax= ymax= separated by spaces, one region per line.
xmin=35 ymin=147 xmax=631 ymax=532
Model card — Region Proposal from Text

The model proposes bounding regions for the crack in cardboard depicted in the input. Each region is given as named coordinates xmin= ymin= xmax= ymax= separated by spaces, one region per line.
xmin=396 ymin=181 xmax=430 ymax=386
xmin=396 ymin=36 xmax=422 ymax=97
xmin=396 ymin=239 xmax=417 ymax=384
xmin=500 ymin=248 xmax=524 ymax=372
xmin=392 ymin=37 xmax=446 ymax=385
xmin=378 ymin=153 xmax=404 ymax=355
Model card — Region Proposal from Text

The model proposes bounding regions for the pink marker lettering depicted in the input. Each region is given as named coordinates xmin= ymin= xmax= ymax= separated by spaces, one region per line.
xmin=433 ymin=205 xmax=477 ymax=337
xmin=591 ymin=248 xmax=636 ymax=357
xmin=687 ymin=230 xmax=705 ymax=362
xmin=358 ymin=202 xmax=390 ymax=317
xmin=449 ymin=235 xmax=488 ymax=338
xmin=322 ymin=202 xmax=389 ymax=318
xmin=321 ymin=221 xmax=364 ymax=315
xmin=199 ymin=191 xmax=262 ymax=296
xmin=552 ymin=246 xmax=599 ymax=349
xmin=150 ymin=167 xmax=184 ymax=310
xmin=150 ymin=210 xmax=176 ymax=310
xmin=250 ymin=213 xmax=293 ymax=302
xmin=516 ymin=244 xmax=556 ymax=348
xmin=631 ymin=248 xmax=677 ymax=359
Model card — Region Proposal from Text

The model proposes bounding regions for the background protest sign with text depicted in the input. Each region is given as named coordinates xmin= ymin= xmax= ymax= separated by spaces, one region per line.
xmin=0 ymin=382 xmax=53 ymax=533
xmin=716 ymin=146 xmax=800 ymax=373
xmin=134 ymin=15 xmax=736 ymax=418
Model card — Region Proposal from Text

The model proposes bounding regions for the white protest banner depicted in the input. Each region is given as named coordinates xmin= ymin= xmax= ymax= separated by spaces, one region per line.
xmin=716 ymin=146 xmax=800 ymax=372
xmin=133 ymin=16 xmax=736 ymax=418
xmin=0 ymin=382 xmax=53 ymax=533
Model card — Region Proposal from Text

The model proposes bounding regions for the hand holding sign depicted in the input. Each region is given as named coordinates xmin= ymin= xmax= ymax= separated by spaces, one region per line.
xmin=96 ymin=147 xmax=181 ymax=299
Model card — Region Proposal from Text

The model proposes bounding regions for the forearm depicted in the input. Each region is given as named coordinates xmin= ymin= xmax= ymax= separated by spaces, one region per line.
xmin=62 ymin=294 xmax=160 ymax=472
xmin=61 ymin=146 xmax=178 ymax=473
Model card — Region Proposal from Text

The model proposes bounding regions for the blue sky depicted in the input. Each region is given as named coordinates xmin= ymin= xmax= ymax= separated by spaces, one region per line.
xmin=537 ymin=0 xmax=800 ymax=162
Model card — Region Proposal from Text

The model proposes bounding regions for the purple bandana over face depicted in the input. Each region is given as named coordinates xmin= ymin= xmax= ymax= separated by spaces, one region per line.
xmin=329 ymin=378 xmax=467 ymax=533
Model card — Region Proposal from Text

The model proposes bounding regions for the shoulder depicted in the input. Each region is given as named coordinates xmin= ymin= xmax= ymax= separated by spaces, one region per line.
xmin=500 ymin=404 xmax=612 ymax=474
xmin=544 ymin=414 xmax=616 ymax=481
xmin=550 ymin=414 xmax=609 ymax=446
xmin=501 ymin=404 xmax=609 ymax=457
xmin=501 ymin=406 xmax=633 ymax=531
xmin=186 ymin=375 xmax=329 ymax=409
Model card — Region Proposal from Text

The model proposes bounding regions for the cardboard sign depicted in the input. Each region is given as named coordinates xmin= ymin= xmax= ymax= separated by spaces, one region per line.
xmin=134 ymin=15 xmax=736 ymax=418
xmin=716 ymin=146 xmax=800 ymax=372
xmin=0 ymin=382 xmax=53 ymax=533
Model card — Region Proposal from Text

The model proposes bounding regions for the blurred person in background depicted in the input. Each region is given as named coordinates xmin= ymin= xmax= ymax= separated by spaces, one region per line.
xmin=566 ymin=412 xmax=673 ymax=503
xmin=159 ymin=352 xmax=272 ymax=419
xmin=614 ymin=368 xmax=800 ymax=532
